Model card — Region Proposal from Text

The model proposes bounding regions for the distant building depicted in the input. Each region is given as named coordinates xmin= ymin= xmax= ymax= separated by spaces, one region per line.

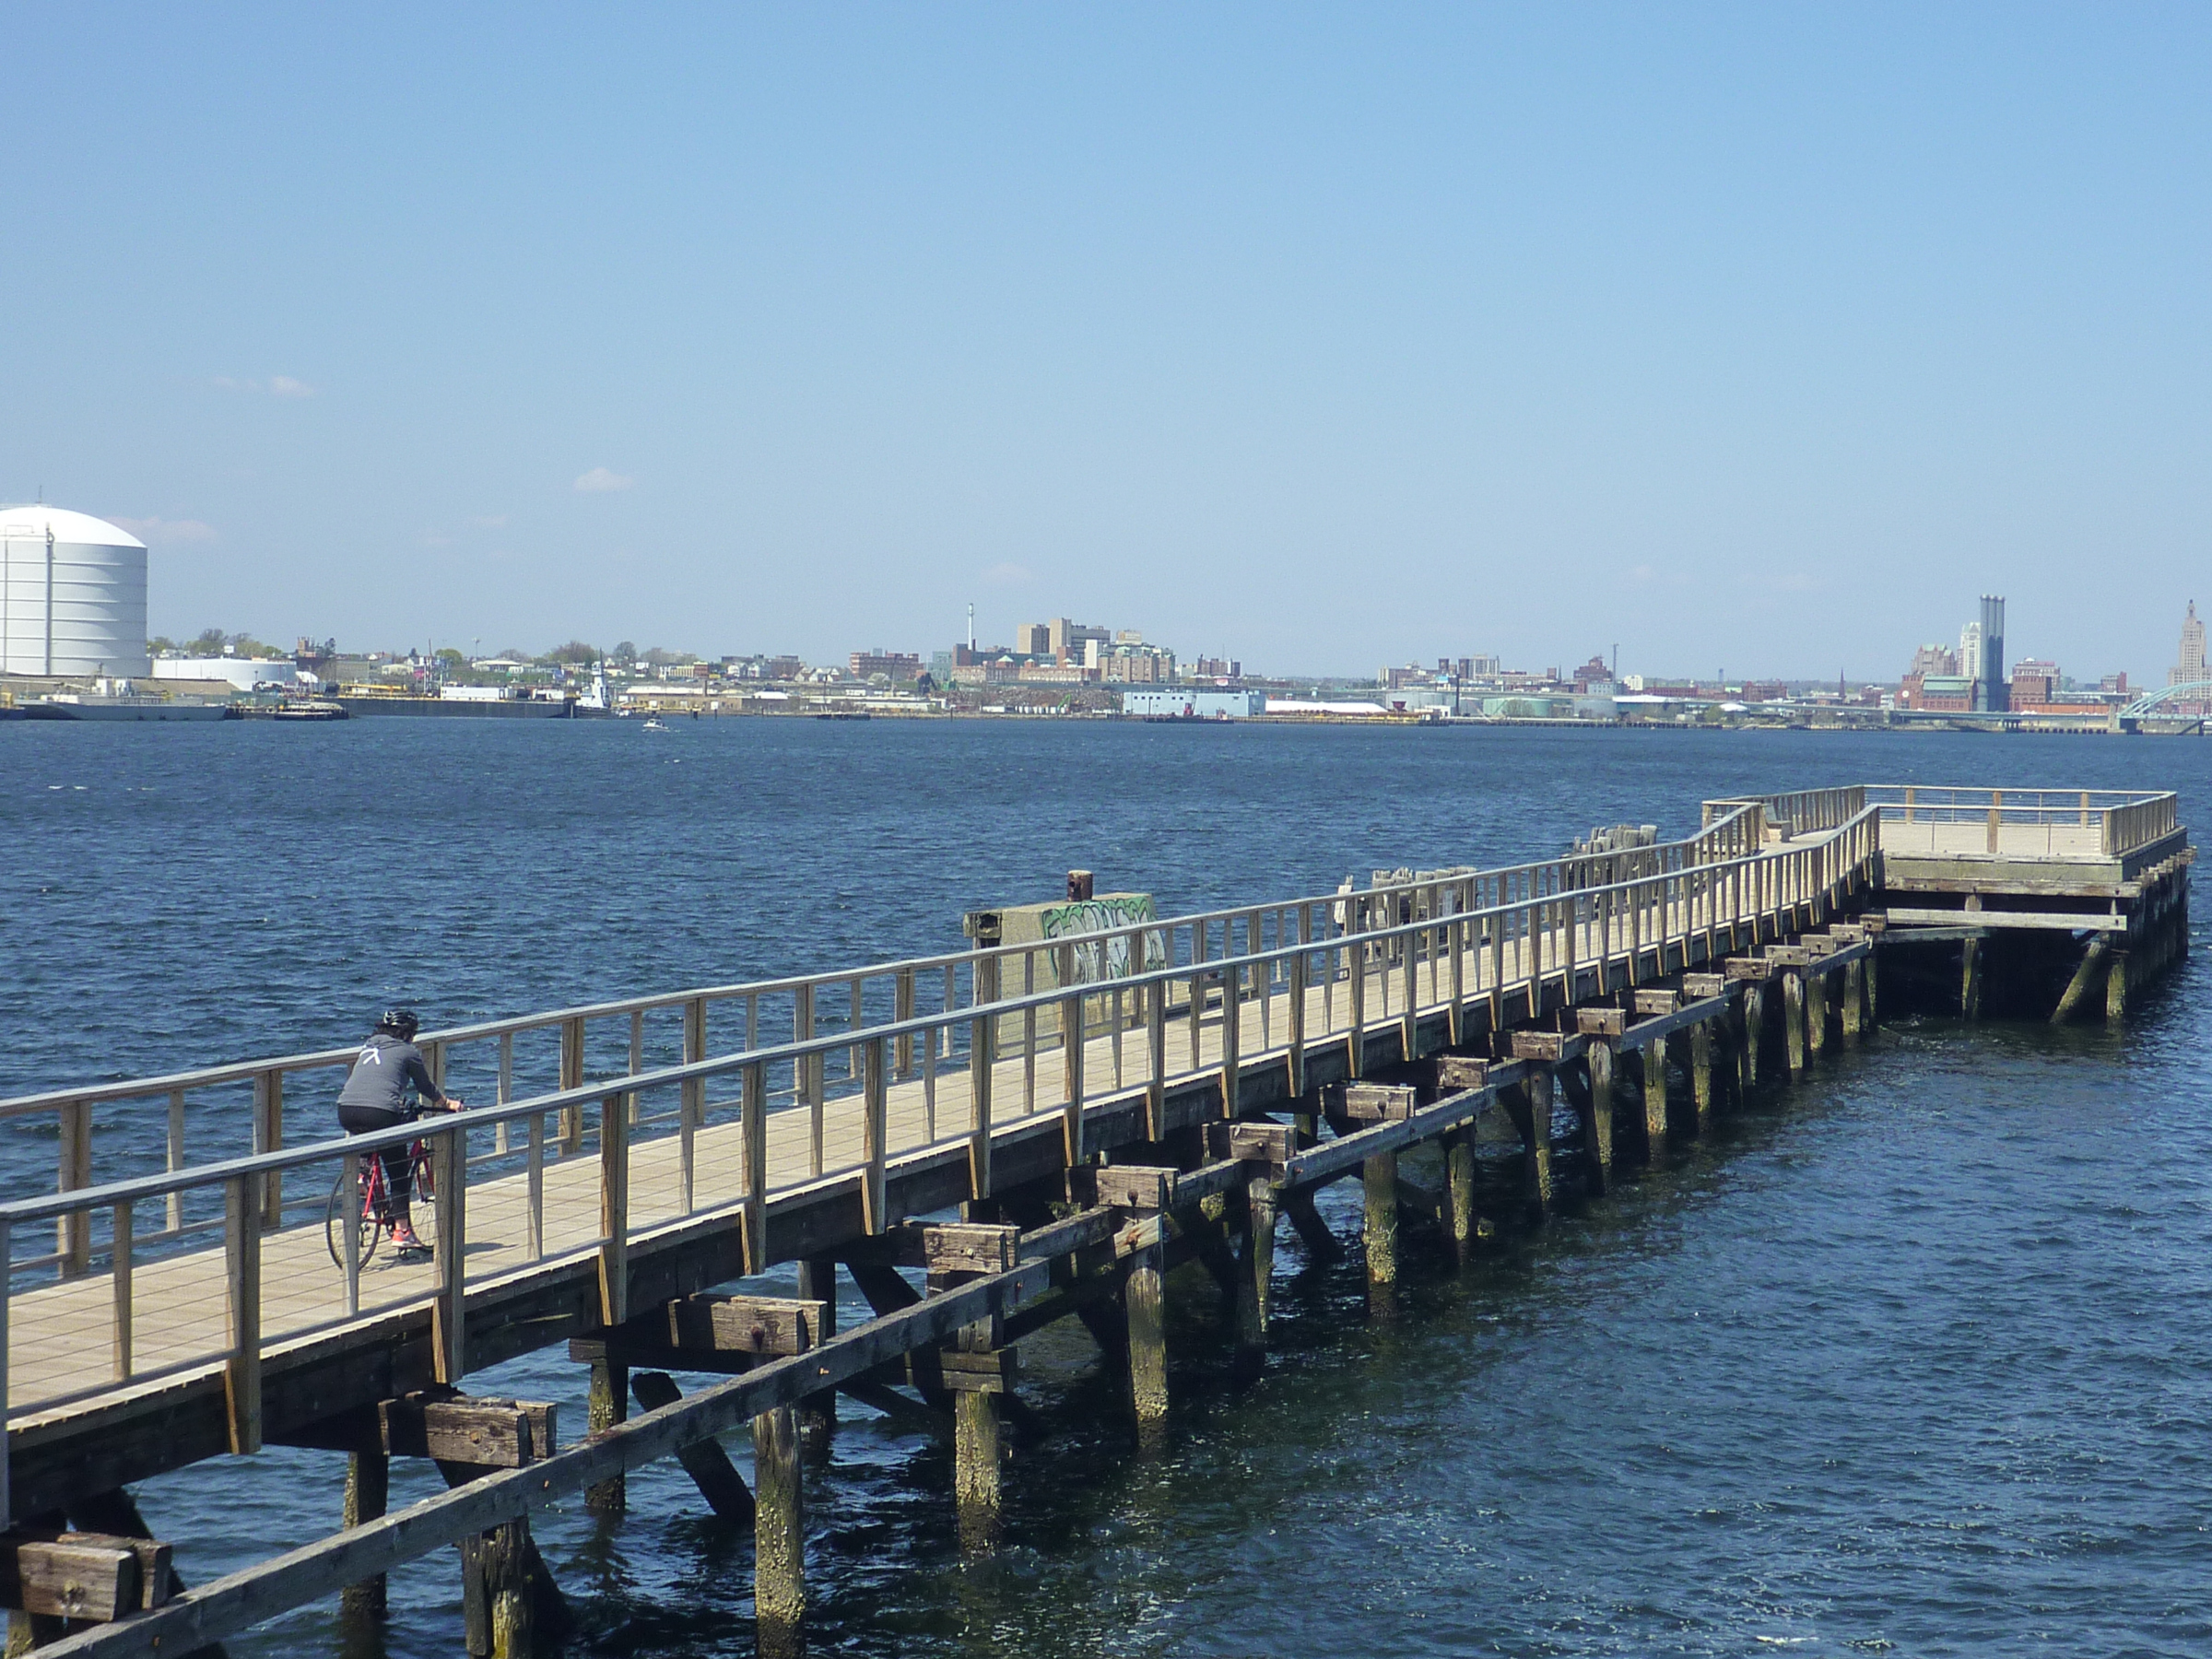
xmin=1971 ymin=595 xmax=2006 ymax=712
xmin=1190 ymin=656 xmax=1241 ymax=680
xmin=1915 ymin=674 xmax=1976 ymax=712
xmin=2010 ymin=659 xmax=2059 ymax=710
xmin=2171 ymin=601 xmax=2206 ymax=687
xmin=849 ymin=649 xmax=922 ymax=681
xmin=1121 ymin=688 xmax=1263 ymax=719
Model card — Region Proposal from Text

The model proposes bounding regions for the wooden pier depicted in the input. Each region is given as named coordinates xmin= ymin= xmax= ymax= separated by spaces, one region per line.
xmin=0 ymin=782 xmax=2187 ymax=1656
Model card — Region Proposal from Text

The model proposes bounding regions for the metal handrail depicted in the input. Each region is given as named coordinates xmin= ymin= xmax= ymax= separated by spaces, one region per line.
xmin=0 ymin=802 xmax=1849 ymax=1231
xmin=0 ymin=804 xmax=1765 ymax=1125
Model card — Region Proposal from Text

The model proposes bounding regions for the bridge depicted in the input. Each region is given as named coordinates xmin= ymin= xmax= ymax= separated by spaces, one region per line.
xmin=0 ymin=782 xmax=2189 ymax=1656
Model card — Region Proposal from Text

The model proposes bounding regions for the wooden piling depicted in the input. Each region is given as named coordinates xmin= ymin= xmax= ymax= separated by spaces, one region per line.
xmin=1783 ymin=971 xmax=1806 ymax=1076
xmin=340 ymin=1443 xmax=389 ymax=1622
xmin=1124 ymin=1241 xmax=1168 ymax=1444
xmin=583 ymin=1359 xmax=626 ymax=1514
xmin=1233 ymin=1176 xmax=1276 ymax=1382
xmin=1578 ymin=1048 xmax=1614 ymax=1192
xmin=1443 ymin=1127 xmax=1481 ymax=1264
xmin=1518 ymin=1071 xmax=1556 ymax=1208
xmin=1741 ymin=983 xmax=1764 ymax=1088
xmin=794 ymin=1258 xmax=837 ymax=1450
xmin=1362 ymin=1151 xmax=1398 ymax=1318
xmin=1806 ymin=971 xmax=1828 ymax=1056
xmin=2053 ymin=936 xmax=2111 ymax=1025
xmin=1841 ymin=960 xmax=1864 ymax=1041
xmin=1640 ymin=1042 xmax=1667 ymax=1159
xmin=1960 ymin=936 xmax=1983 ymax=1020
xmin=631 ymin=1372 xmax=754 ymax=1523
xmin=953 ymin=1389 xmax=1003 ymax=1552
xmin=2106 ymin=948 xmax=2128 ymax=1023
xmin=1282 ymin=1189 xmax=1344 ymax=1263
xmin=753 ymin=1405 xmax=805 ymax=1656
xmin=1689 ymin=1023 xmax=1714 ymax=1134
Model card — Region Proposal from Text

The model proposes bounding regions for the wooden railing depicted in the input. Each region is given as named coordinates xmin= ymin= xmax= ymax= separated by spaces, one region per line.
xmin=1864 ymin=785 xmax=2178 ymax=858
xmin=0 ymin=801 xmax=1773 ymax=1273
xmin=0 ymin=798 xmax=1890 ymax=1524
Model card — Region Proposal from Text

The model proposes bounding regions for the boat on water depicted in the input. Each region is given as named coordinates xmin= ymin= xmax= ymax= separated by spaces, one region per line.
xmin=640 ymin=716 xmax=671 ymax=732
xmin=331 ymin=685 xmax=576 ymax=719
xmin=269 ymin=700 xmax=347 ymax=722
xmin=25 ymin=692 xmax=231 ymax=723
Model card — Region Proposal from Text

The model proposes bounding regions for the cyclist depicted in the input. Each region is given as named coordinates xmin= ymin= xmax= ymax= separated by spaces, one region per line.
xmin=336 ymin=1009 xmax=463 ymax=1254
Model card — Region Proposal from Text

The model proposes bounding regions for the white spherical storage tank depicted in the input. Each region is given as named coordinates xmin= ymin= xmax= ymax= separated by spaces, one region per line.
xmin=0 ymin=506 xmax=150 ymax=677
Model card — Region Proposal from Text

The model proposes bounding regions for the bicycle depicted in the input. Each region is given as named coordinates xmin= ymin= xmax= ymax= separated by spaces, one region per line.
xmin=324 ymin=1133 xmax=439 ymax=1269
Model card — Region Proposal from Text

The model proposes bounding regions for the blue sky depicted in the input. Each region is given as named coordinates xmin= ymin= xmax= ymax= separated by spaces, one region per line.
xmin=4 ymin=5 xmax=2206 ymax=680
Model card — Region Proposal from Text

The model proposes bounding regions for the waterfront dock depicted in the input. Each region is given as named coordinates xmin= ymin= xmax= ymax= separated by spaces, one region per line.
xmin=0 ymin=783 xmax=2189 ymax=1656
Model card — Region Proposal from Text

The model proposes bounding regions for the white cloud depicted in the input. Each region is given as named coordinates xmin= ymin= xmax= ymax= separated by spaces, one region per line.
xmin=982 ymin=561 xmax=1032 ymax=585
xmin=112 ymin=516 xmax=217 ymax=544
xmin=573 ymin=466 xmax=635 ymax=493
xmin=212 ymin=375 xmax=316 ymax=397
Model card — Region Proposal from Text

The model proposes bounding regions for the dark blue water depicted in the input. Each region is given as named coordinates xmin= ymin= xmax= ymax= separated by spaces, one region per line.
xmin=5 ymin=720 xmax=2206 ymax=1656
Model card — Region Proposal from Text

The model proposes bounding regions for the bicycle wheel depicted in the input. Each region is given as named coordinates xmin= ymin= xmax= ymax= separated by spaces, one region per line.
xmin=325 ymin=1169 xmax=382 ymax=1270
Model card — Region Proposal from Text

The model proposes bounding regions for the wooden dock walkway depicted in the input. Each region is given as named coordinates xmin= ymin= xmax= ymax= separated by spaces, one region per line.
xmin=0 ymin=782 xmax=2188 ymax=1657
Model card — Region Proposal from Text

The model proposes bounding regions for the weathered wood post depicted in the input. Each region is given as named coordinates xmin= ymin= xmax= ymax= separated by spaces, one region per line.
xmin=1233 ymin=1175 xmax=1277 ymax=1382
xmin=1783 ymin=971 xmax=1806 ymax=1076
xmin=953 ymin=1386 xmax=1002 ymax=1552
xmin=1443 ymin=1125 xmax=1481 ymax=1266
xmin=753 ymin=1402 xmax=805 ymax=1658
xmin=1689 ymin=1022 xmax=1714 ymax=1134
xmin=795 ymin=1259 xmax=837 ymax=1452
xmin=1583 ymin=1042 xmax=1616 ymax=1192
xmin=1960 ymin=936 xmax=1983 ymax=1020
xmin=1125 ymin=1240 xmax=1169 ymax=1446
xmin=1805 ymin=970 xmax=1828 ymax=1056
xmin=1640 ymin=1041 xmax=1668 ymax=1159
xmin=341 ymin=1438 xmax=389 ymax=1622
xmin=1514 ymin=1071 xmax=1556 ymax=1210
xmin=1740 ymin=983 xmax=1764 ymax=1089
xmin=1841 ymin=960 xmax=1864 ymax=1041
xmin=1362 ymin=1149 xmax=1398 ymax=1319
xmin=2105 ymin=948 xmax=2128 ymax=1023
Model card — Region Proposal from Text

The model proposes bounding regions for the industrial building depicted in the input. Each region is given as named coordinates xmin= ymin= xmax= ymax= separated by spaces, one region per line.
xmin=0 ymin=506 xmax=150 ymax=677
xmin=1120 ymin=688 xmax=1265 ymax=719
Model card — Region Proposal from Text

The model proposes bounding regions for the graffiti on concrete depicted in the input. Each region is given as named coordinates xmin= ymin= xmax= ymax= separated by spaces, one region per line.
xmin=1040 ymin=894 xmax=1169 ymax=985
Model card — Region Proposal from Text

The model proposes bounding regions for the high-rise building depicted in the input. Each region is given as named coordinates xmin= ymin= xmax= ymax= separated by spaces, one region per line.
xmin=1977 ymin=595 xmax=2007 ymax=712
xmin=2171 ymin=601 xmax=2206 ymax=687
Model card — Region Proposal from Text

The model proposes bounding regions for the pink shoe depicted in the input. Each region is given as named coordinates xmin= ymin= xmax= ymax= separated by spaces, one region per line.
xmin=390 ymin=1223 xmax=429 ymax=1253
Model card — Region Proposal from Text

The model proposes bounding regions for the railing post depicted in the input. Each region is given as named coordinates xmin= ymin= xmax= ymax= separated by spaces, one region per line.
xmin=433 ymin=1119 xmax=466 ymax=1385
xmin=1217 ymin=963 xmax=1238 ymax=1123
xmin=864 ymin=1037 xmax=888 ymax=1233
xmin=599 ymin=1094 xmax=629 ymax=1329
xmin=895 ymin=968 xmax=916 ymax=1078
xmin=1347 ymin=903 xmax=1368 ymax=1079
xmin=1400 ymin=911 xmax=1418 ymax=1060
xmin=253 ymin=1069 xmax=285 ymax=1231
xmin=742 ymin=1061 xmax=768 ymax=1274
xmin=0 ymin=1214 xmax=10 ymax=1530
xmin=1987 ymin=790 xmax=2003 ymax=854
xmin=681 ymin=996 xmax=706 ymax=1217
xmin=1288 ymin=948 xmax=1309 ymax=1100
xmin=111 ymin=1197 xmax=132 ymax=1382
xmin=1062 ymin=984 xmax=1089 ymax=1168
xmin=56 ymin=1098 xmax=90 ymax=1278
xmin=166 ymin=1088 xmax=185 ymax=1234
xmin=795 ymin=983 xmax=822 ymax=1178
xmin=224 ymin=1174 xmax=262 ymax=1454
xmin=559 ymin=1017 xmax=585 ymax=1153
xmin=971 ymin=955 xmax=998 ymax=1200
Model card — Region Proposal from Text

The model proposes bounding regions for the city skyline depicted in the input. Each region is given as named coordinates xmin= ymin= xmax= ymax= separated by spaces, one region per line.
xmin=7 ymin=8 xmax=2212 ymax=678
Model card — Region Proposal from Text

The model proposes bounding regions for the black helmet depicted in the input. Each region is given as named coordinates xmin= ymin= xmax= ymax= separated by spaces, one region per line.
xmin=376 ymin=1008 xmax=420 ymax=1041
